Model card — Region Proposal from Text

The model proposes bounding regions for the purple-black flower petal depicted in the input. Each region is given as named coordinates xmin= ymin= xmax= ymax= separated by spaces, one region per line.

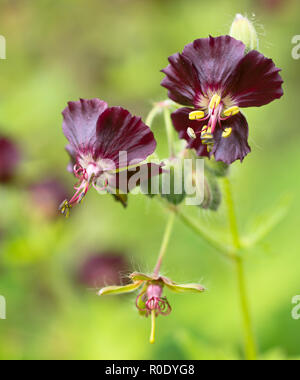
xmin=161 ymin=53 xmax=203 ymax=107
xmin=171 ymin=107 xmax=209 ymax=157
xmin=62 ymin=98 xmax=108 ymax=154
xmin=212 ymin=113 xmax=251 ymax=164
xmin=182 ymin=36 xmax=246 ymax=95
xmin=227 ymin=50 xmax=284 ymax=107
xmin=162 ymin=36 xmax=246 ymax=103
xmin=95 ymin=107 xmax=156 ymax=168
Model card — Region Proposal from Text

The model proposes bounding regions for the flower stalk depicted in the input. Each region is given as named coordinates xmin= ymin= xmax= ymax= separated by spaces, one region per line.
xmin=154 ymin=213 xmax=176 ymax=276
xmin=223 ymin=177 xmax=257 ymax=361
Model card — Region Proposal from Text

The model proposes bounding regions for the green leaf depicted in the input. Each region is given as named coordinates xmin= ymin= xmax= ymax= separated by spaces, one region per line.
xmin=242 ymin=194 xmax=292 ymax=248
xmin=98 ymin=281 xmax=143 ymax=296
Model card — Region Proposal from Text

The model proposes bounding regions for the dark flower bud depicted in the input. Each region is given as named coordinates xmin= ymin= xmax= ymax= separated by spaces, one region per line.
xmin=29 ymin=179 xmax=70 ymax=220
xmin=201 ymin=171 xmax=222 ymax=211
xmin=77 ymin=253 xmax=130 ymax=288
xmin=0 ymin=137 xmax=20 ymax=184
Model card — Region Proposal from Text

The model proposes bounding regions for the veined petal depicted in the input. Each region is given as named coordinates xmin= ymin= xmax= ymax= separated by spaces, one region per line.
xmin=171 ymin=107 xmax=209 ymax=157
xmin=95 ymin=107 xmax=156 ymax=168
xmin=161 ymin=53 xmax=203 ymax=107
xmin=212 ymin=113 xmax=251 ymax=164
xmin=228 ymin=50 xmax=284 ymax=107
xmin=161 ymin=276 xmax=205 ymax=294
xmin=182 ymin=36 xmax=246 ymax=95
xmin=98 ymin=281 xmax=143 ymax=296
xmin=62 ymin=98 xmax=108 ymax=153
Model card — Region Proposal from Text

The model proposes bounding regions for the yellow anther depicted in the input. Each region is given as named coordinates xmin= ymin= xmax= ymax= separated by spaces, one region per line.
xmin=187 ymin=127 xmax=196 ymax=139
xmin=189 ymin=110 xmax=205 ymax=120
xmin=222 ymin=127 xmax=233 ymax=138
xmin=201 ymin=126 xmax=213 ymax=140
xmin=209 ymin=94 xmax=221 ymax=110
xmin=223 ymin=106 xmax=240 ymax=117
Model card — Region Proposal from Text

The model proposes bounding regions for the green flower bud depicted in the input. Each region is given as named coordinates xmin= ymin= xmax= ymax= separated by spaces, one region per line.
xmin=160 ymin=159 xmax=186 ymax=206
xmin=205 ymin=159 xmax=230 ymax=178
xmin=229 ymin=14 xmax=259 ymax=53
xmin=201 ymin=172 xmax=221 ymax=211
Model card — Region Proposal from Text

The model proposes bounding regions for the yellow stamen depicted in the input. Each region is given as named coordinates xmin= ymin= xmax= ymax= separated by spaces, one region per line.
xmin=150 ymin=310 xmax=156 ymax=344
xmin=59 ymin=200 xmax=71 ymax=218
xmin=189 ymin=110 xmax=205 ymax=120
xmin=187 ymin=127 xmax=196 ymax=139
xmin=209 ymin=94 xmax=221 ymax=110
xmin=222 ymin=127 xmax=233 ymax=138
xmin=201 ymin=126 xmax=213 ymax=140
xmin=223 ymin=106 xmax=240 ymax=117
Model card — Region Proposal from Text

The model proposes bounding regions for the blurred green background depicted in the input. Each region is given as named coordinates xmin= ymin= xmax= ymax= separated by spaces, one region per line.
xmin=0 ymin=0 xmax=299 ymax=360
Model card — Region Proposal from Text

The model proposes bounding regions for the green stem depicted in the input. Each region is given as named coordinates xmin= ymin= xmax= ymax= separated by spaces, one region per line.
xmin=154 ymin=213 xmax=175 ymax=276
xmin=173 ymin=205 xmax=233 ymax=260
xmin=163 ymin=108 xmax=175 ymax=158
xmin=223 ymin=177 xmax=257 ymax=361
xmin=145 ymin=105 xmax=160 ymax=128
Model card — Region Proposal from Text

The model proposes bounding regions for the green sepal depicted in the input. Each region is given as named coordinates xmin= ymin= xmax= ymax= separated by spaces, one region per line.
xmin=98 ymin=281 xmax=143 ymax=296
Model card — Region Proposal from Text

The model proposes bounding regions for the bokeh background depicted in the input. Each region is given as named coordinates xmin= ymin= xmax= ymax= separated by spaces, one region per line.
xmin=0 ymin=0 xmax=299 ymax=360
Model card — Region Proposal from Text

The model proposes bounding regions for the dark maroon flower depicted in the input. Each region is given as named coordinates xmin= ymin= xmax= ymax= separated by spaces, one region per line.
xmin=161 ymin=36 xmax=284 ymax=164
xmin=29 ymin=179 xmax=70 ymax=219
xmin=77 ymin=252 xmax=130 ymax=288
xmin=0 ymin=137 xmax=20 ymax=183
xmin=60 ymin=99 xmax=157 ymax=215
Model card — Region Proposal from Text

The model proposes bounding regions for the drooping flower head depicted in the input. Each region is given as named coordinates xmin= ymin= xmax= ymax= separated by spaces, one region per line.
xmin=99 ymin=271 xmax=205 ymax=344
xmin=60 ymin=99 xmax=158 ymax=216
xmin=0 ymin=136 xmax=20 ymax=183
xmin=161 ymin=36 xmax=284 ymax=164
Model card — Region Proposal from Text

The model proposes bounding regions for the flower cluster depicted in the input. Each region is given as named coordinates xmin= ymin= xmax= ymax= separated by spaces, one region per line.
xmin=59 ymin=17 xmax=284 ymax=347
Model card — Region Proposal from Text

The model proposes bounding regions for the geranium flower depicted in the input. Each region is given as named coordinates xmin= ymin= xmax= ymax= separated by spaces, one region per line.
xmin=99 ymin=272 xmax=205 ymax=344
xmin=161 ymin=36 xmax=284 ymax=164
xmin=60 ymin=98 xmax=158 ymax=216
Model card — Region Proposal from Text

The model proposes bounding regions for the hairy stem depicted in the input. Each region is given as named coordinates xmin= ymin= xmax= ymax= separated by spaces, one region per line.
xmin=163 ymin=108 xmax=175 ymax=158
xmin=154 ymin=213 xmax=175 ymax=276
xmin=145 ymin=105 xmax=160 ymax=128
xmin=223 ymin=177 xmax=257 ymax=361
